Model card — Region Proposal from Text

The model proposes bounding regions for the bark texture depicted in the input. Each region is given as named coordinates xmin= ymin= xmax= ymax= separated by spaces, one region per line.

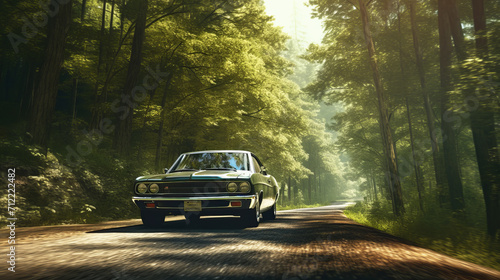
xmin=28 ymin=0 xmax=73 ymax=148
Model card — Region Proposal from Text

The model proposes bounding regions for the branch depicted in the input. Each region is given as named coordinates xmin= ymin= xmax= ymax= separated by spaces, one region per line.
xmin=198 ymin=0 xmax=229 ymax=26
xmin=145 ymin=2 xmax=188 ymax=29
xmin=346 ymin=0 xmax=358 ymax=9
xmin=243 ymin=107 xmax=268 ymax=116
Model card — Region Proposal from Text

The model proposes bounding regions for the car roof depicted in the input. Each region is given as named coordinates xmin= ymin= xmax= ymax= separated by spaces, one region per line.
xmin=182 ymin=150 xmax=251 ymax=155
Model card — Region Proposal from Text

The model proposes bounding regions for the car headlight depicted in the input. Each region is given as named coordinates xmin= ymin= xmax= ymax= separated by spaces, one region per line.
xmin=239 ymin=182 xmax=250 ymax=193
xmin=227 ymin=182 xmax=238 ymax=192
xmin=137 ymin=183 xmax=147 ymax=194
xmin=149 ymin=183 xmax=159 ymax=193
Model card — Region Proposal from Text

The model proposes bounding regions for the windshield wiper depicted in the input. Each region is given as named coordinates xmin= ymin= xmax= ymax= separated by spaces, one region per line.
xmin=205 ymin=168 xmax=237 ymax=171
xmin=171 ymin=168 xmax=200 ymax=173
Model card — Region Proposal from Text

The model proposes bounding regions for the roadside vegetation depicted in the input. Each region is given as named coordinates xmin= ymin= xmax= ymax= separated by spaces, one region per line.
xmin=345 ymin=201 xmax=500 ymax=271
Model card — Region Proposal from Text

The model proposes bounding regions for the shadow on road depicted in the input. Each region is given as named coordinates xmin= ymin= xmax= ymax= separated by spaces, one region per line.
xmin=87 ymin=208 xmax=416 ymax=248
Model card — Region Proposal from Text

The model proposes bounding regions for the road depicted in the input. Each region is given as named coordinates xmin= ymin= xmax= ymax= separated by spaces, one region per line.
xmin=2 ymin=203 xmax=500 ymax=280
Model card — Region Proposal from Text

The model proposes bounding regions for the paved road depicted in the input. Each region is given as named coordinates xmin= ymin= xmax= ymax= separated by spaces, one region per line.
xmin=2 ymin=203 xmax=500 ymax=280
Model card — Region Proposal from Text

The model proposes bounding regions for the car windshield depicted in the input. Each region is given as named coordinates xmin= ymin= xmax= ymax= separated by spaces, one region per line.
xmin=173 ymin=152 xmax=249 ymax=171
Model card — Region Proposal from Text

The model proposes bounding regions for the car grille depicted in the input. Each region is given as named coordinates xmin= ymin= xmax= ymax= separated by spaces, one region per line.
xmin=158 ymin=181 xmax=228 ymax=194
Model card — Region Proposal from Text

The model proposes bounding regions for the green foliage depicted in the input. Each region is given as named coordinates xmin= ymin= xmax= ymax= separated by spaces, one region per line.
xmin=0 ymin=139 xmax=140 ymax=226
xmin=345 ymin=201 xmax=500 ymax=271
xmin=0 ymin=0 xmax=346 ymax=225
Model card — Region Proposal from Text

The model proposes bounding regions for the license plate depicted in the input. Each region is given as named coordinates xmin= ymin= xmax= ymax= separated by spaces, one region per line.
xmin=184 ymin=200 xmax=202 ymax=212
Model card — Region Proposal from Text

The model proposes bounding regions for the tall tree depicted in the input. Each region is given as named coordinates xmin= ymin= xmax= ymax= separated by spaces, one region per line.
xmin=408 ymin=0 xmax=448 ymax=205
xmin=358 ymin=0 xmax=404 ymax=215
xmin=437 ymin=0 xmax=465 ymax=212
xmin=115 ymin=0 xmax=148 ymax=155
xmin=27 ymin=0 xmax=73 ymax=148
xmin=468 ymin=0 xmax=500 ymax=238
xmin=90 ymin=0 xmax=108 ymax=130
xmin=397 ymin=2 xmax=423 ymax=211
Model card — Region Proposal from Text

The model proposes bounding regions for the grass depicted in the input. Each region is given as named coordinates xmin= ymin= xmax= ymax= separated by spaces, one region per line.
xmin=344 ymin=201 xmax=500 ymax=271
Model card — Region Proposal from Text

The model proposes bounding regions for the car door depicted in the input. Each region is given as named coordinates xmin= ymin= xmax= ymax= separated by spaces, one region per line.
xmin=250 ymin=154 xmax=273 ymax=210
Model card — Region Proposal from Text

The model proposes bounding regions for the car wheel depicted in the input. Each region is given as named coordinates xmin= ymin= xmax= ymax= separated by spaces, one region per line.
xmin=184 ymin=212 xmax=201 ymax=225
xmin=262 ymin=202 xmax=277 ymax=220
xmin=241 ymin=197 xmax=260 ymax=227
xmin=141 ymin=210 xmax=165 ymax=227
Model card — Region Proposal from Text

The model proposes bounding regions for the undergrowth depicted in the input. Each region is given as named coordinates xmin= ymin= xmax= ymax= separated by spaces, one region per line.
xmin=0 ymin=139 xmax=145 ymax=226
xmin=344 ymin=200 xmax=500 ymax=271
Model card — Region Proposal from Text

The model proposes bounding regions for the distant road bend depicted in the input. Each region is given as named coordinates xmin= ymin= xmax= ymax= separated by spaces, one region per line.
xmin=3 ymin=203 xmax=500 ymax=280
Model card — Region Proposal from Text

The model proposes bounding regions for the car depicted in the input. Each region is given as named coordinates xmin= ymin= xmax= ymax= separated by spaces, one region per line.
xmin=132 ymin=150 xmax=279 ymax=227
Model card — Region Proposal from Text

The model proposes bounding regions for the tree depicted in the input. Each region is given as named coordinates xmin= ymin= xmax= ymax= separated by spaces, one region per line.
xmin=461 ymin=0 xmax=499 ymax=238
xmin=437 ymin=0 xmax=465 ymax=212
xmin=114 ymin=0 xmax=148 ymax=155
xmin=408 ymin=0 xmax=447 ymax=205
xmin=27 ymin=0 xmax=74 ymax=148
xmin=358 ymin=0 xmax=405 ymax=215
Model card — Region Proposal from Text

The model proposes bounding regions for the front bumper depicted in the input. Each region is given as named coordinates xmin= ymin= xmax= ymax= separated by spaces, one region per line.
xmin=132 ymin=195 xmax=257 ymax=216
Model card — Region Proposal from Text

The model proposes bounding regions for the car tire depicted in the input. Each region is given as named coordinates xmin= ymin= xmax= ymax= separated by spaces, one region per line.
xmin=141 ymin=210 xmax=165 ymax=227
xmin=262 ymin=202 xmax=277 ymax=220
xmin=184 ymin=213 xmax=201 ymax=225
xmin=241 ymin=198 xmax=260 ymax=227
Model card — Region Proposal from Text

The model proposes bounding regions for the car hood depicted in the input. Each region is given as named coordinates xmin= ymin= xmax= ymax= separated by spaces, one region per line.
xmin=136 ymin=170 xmax=252 ymax=181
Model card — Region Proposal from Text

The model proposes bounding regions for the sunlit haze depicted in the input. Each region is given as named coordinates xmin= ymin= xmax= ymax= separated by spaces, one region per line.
xmin=263 ymin=0 xmax=324 ymax=46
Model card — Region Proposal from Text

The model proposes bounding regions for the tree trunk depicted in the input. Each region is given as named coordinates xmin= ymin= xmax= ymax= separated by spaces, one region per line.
xmin=136 ymin=88 xmax=156 ymax=161
xmin=72 ymin=77 xmax=78 ymax=126
xmin=115 ymin=0 xmax=148 ymax=155
xmin=437 ymin=0 xmax=465 ymax=212
xmin=288 ymin=176 xmax=292 ymax=205
xmin=308 ymin=175 xmax=312 ymax=204
xmin=318 ymin=168 xmax=322 ymax=202
xmin=409 ymin=0 xmax=448 ymax=205
xmin=446 ymin=0 xmax=466 ymax=61
xmin=358 ymin=0 xmax=404 ymax=215
xmin=397 ymin=5 xmax=423 ymax=211
xmin=97 ymin=0 xmax=107 ymax=76
xmin=469 ymin=0 xmax=500 ymax=238
xmin=81 ymin=0 xmax=87 ymax=21
xmin=155 ymin=74 xmax=173 ymax=172
xmin=406 ymin=97 xmax=424 ymax=211
xmin=107 ymin=0 xmax=115 ymax=75
xmin=27 ymin=0 xmax=73 ymax=148
xmin=90 ymin=0 xmax=108 ymax=130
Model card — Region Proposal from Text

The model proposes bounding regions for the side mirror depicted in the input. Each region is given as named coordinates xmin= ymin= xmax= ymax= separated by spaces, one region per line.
xmin=164 ymin=168 xmax=169 ymax=174
xmin=261 ymin=166 xmax=268 ymax=175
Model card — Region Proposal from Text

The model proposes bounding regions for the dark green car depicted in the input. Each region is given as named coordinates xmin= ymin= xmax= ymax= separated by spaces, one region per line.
xmin=132 ymin=150 xmax=279 ymax=227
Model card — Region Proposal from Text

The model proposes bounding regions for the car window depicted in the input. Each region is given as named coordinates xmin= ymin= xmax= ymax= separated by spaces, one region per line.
xmin=252 ymin=156 xmax=261 ymax=173
xmin=173 ymin=152 xmax=248 ymax=171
